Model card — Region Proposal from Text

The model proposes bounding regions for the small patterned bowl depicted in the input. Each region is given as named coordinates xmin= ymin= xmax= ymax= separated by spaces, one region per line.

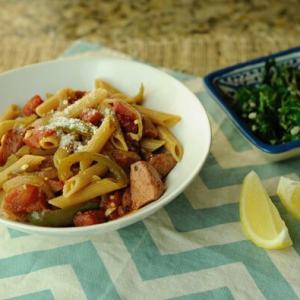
xmin=203 ymin=46 xmax=300 ymax=161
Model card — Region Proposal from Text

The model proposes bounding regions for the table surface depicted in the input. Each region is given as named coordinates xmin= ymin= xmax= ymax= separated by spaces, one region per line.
xmin=0 ymin=0 xmax=299 ymax=76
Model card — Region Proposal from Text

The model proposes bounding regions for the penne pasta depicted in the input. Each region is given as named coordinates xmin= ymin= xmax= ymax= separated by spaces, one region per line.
xmin=0 ymin=115 xmax=37 ymax=139
xmin=63 ymin=88 xmax=107 ymax=118
xmin=49 ymin=178 xmax=126 ymax=208
xmin=95 ymin=79 xmax=144 ymax=104
xmin=140 ymin=138 xmax=166 ymax=152
xmin=36 ymin=88 xmax=75 ymax=117
xmin=53 ymin=148 xmax=69 ymax=169
xmin=16 ymin=145 xmax=30 ymax=156
xmin=39 ymin=135 xmax=59 ymax=149
xmin=133 ymin=105 xmax=181 ymax=127
xmin=0 ymin=104 xmax=20 ymax=122
xmin=63 ymin=163 xmax=108 ymax=197
xmin=80 ymin=115 xmax=115 ymax=169
xmin=110 ymin=115 xmax=128 ymax=151
xmin=0 ymin=155 xmax=45 ymax=187
xmin=95 ymin=79 xmax=125 ymax=95
xmin=104 ymin=99 xmax=143 ymax=141
xmin=157 ymin=126 xmax=183 ymax=161
xmin=3 ymin=175 xmax=54 ymax=198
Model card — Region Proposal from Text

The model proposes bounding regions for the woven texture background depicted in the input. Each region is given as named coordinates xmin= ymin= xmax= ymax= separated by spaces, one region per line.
xmin=1 ymin=35 xmax=299 ymax=76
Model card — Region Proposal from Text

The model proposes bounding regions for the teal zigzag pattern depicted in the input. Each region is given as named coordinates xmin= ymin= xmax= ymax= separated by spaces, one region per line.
xmin=168 ymin=287 xmax=234 ymax=300
xmin=8 ymin=290 xmax=54 ymax=300
xmin=118 ymin=219 xmax=298 ymax=300
xmin=1 ymin=42 xmax=300 ymax=300
xmin=0 ymin=242 xmax=120 ymax=300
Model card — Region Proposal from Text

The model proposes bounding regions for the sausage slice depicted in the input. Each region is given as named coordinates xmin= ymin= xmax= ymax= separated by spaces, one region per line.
xmin=149 ymin=152 xmax=176 ymax=177
xmin=130 ymin=161 xmax=164 ymax=209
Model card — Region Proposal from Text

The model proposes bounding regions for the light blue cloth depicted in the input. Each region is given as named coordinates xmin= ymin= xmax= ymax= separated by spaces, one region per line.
xmin=0 ymin=41 xmax=299 ymax=300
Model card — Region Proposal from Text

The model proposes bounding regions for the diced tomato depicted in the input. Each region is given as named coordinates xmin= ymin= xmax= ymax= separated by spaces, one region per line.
xmin=80 ymin=109 xmax=102 ymax=125
xmin=23 ymin=128 xmax=56 ymax=149
xmin=48 ymin=179 xmax=64 ymax=192
xmin=23 ymin=95 xmax=43 ymax=116
xmin=113 ymin=102 xmax=138 ymax=133
xmin=68 ymin=91 xmax=86 ymax=104
xmin=73 ymin=209 xmax=106 ymax=226
xmin=3 ymin=184 xmax=47 ymax=216
xmin=101 ymin=191 xmax=122 ymax=210
xmin=0 ymin=128 xmax=25 ymax=166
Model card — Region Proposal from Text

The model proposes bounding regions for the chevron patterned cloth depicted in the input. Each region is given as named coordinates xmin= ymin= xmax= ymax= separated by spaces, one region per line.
xmin=0 ymin=41 xmax=300 ymax=300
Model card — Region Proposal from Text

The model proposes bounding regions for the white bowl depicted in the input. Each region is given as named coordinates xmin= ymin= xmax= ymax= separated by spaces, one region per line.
xmin=0 ymin=57 xmax=211 ymax=236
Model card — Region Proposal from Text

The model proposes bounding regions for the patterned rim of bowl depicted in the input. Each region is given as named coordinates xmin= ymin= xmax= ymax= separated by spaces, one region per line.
xmin=203 ymin=46 xmax=300 ymax=154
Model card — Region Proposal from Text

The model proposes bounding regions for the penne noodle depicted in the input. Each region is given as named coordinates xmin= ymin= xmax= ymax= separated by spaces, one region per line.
xmin=37 ymin=167 xmax=58 ymax=180
xmin=110 ymin=115 xmax=128 ymax=151
xmin=105 ymin=99 xmax=143 ymax=141
xmin=63 ymin=163 xmax=108 ymax=197
xmin=0 ymin=104 xmax=20 ymax=122
xmin=0 ymin=155 xmax=45 ymax=187
xmin=16 ymin=145 xmax=30 ymax=156
xmin=0 ymin=115 xmax=37 ymax=139
xmin=30 ymin=148 xmax=57 ymax=156
xmin=140 ymin=138 xmax=166 ymax=152
xmin=39 ymin=135 xmax=59 ymax=149
xmin=95 ymin=79 xmax=144 ymax=104
xmin=126 ymin=83 xmax=144 ymax=104
xmin=53 ymin=148 xmax=69 ymax=169
xmin=3 ymin=175 xmax=54 ymax=198
xmin=80 ymin=115 xmax=115 ymax=169
xmin=95 ymin=79 xmax=125 ymax=95
xmin=157 ymin=126 xmax=183 ymax=161
xmin=133 ymin=105 xmax=181 ymax=127
xmin=36 ymin=88 xmax=75 ymax=117
xmin=63 ymin=88 xmax=107 ymax=118
xmin=49 ymin=178 xmax=126 ymax=208
xmin=0 ymin=155 xmax=18 ymax=172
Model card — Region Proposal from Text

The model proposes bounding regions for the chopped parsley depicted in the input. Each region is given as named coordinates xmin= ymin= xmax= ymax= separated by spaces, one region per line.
xmin=232 ymin=59 xmax=300 ymax=145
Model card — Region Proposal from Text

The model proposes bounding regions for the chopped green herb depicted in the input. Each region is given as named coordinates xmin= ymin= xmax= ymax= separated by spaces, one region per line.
xmin=232 ymin=60 xmax=300 ymax=145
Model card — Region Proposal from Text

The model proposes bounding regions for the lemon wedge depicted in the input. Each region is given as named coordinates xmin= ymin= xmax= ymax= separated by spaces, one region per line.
xmin=277 ymin=176 xmax=300 ymax=221
xmin=240 ymin=171 xmax=292 ymax=249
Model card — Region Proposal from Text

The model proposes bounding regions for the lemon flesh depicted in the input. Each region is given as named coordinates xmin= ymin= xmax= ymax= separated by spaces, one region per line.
xmin=240 ymin=171 xmax=292 ymax=249
xmin=277 ymin=176 xmax=300 ymax=221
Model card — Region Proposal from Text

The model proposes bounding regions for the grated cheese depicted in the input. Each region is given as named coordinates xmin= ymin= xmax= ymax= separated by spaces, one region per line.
xmin=21 ymin=164 xmax=29 ymax=171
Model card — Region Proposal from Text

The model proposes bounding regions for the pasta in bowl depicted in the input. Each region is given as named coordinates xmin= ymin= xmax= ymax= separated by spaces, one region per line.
xmin=0 ymin=80 xmax=183 ymax=227
xmin=0 ymin=57 xmax=211 ymax=236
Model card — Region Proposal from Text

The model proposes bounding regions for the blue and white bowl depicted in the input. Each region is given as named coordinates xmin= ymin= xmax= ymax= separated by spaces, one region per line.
xmin=203 ymin=46 xmax=300 ymax=161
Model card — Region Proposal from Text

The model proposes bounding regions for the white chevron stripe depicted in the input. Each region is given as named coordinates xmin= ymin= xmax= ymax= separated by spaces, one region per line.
xmin=184 ymin=174 xmax=291 ymax=209
xmin=210 ymin=118 xmax=269 ymax=168
xmin=92 ymin=232 xmax=264 ymax=300
xmin=0 ymin=226 xmax=87 ymax=259
xmin=0 ymin=265 xmax=86 ymax=299
xmin=267 ymin=248 xmax=300 ymax=297
xmin=144 ymin=209 xmax=244 ymax=254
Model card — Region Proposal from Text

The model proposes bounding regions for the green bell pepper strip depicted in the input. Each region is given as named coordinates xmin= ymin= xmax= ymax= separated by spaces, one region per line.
xmin=28 ymin=201 xmax=99 ymax=227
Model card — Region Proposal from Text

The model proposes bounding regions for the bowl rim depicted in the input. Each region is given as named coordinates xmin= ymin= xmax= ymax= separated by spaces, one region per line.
xmin=203 ymin=45 xmax=300 ymax=154
xmin=0 ymin=56 xmax=212 ymax=234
